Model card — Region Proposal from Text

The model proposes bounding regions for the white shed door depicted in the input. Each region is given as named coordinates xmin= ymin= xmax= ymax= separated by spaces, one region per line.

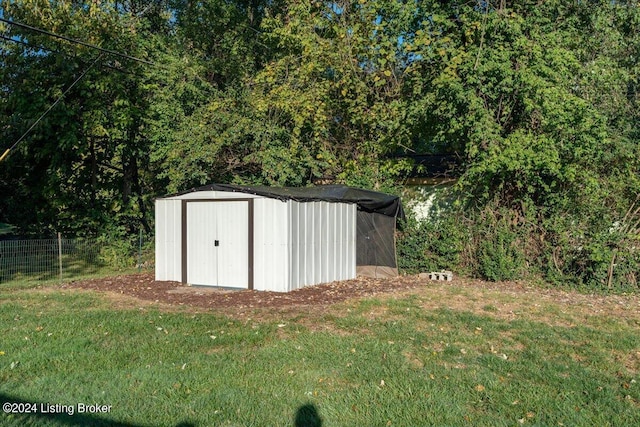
xmin=186 ymin=201 xmax=249 ymax=288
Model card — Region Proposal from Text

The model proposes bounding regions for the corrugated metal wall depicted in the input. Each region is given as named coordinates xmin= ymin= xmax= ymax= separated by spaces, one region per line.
xmin=289 ymin=201 xmax=356 ymax=291
xmin=253 ymin=198 xmax=289 ymax=292
xmin=155 ymin=199 xmax=182 ymax=281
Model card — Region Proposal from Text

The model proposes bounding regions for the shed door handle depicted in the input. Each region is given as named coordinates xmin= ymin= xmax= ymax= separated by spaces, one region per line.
xmin=214 ymin=240 xmax=219 ymax=247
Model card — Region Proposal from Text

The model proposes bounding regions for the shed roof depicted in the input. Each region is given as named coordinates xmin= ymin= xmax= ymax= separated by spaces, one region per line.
xmin=183 ymin=184 xmax=404 ymax=219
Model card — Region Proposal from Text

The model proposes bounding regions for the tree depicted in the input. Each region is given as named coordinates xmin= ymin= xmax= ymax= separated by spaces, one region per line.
xmin=402 ymin=0 xmax=640 ymax=286
xmin=0 ymin=0 xmax=166 ymax=235
xmin=212 ymin=0 xmax=423 ymax=188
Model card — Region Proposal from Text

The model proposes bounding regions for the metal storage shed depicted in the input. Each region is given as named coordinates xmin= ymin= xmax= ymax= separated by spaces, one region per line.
xmin=155 ymin=184 xmax=403 ymax=292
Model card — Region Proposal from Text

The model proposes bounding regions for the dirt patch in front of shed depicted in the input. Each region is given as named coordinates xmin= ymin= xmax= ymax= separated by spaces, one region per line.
xmin=61 ymin=273 xmax=424 ymax=311
xmin=58 ymin=273 xmax=640 ymax=328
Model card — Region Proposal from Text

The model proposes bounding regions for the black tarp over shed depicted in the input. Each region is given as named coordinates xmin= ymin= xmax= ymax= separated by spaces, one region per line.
xmin=191 ymin=184 xmax=404 ymax=278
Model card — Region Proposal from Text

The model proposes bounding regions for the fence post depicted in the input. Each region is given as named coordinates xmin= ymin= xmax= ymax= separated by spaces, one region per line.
xmin=58 ymin=232 xmax=63 ymax=281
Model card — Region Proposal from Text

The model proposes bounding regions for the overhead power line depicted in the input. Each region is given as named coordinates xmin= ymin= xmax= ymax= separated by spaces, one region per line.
xmin=0 ymin=17 xmax=155 ymax=162
xmin=0 ymin=34 xmax=143 ymax=76
xmin=0 ymin=54 xmax=104 ymax=163
xmin=0 ymin=17 xmax=154 ymax=65
xmin=1 ymin=33 xmax=76 ymax=59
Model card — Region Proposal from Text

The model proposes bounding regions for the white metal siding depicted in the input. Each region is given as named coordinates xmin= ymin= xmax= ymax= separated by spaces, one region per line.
xmin=253 ymin=198 xmax=289 ymax=292
xmin=304 ymin=202 xmax=315 ymax=286
xmin=321 ymin=204 xmax=330 ymax=283
xmin=288 ymin=201 xmax=356 ymax=290
xmin=336 ymin=203 xmax=345 ymax=279
xmin=155 ymin=199 xmax=182 ymax=281
xmin=290 ymin=201 xmax=308 ymax=290
xmin=290 ymin=202 xmax=301 ymax=290
xmin=344 ymin=203 xmax=356 ymax=279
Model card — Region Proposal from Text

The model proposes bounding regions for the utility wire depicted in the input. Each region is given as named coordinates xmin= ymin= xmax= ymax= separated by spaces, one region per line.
xmin=0 ymin=53 xmax=104 ymax=163
xmin=0 ymin=33 xmax=35 ymax=49
xmin=0 ymin=16 xmax=153 ymax=162
xmin=0 ymin=17 xmax=154 ymax=65
xmin=0 ymin=34 xmax=143 ymax=76
xmin=0 ymin=33 xmax=73 ymax=59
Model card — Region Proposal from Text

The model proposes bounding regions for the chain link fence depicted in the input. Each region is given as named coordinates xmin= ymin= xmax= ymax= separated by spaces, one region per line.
xmin=0 ymin=234 xmax=152 ymax=283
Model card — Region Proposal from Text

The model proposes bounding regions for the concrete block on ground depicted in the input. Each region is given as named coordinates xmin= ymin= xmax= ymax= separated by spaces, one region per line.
xmin=426 ymin=271 xmax=453 ymax=281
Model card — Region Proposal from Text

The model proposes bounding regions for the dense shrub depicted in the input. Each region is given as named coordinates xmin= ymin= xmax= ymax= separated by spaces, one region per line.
xmin=97 ymin=225 xmax=154 ymax=270
xmin=474 ymin=212 xmax=527 ymax=282
xmin=398 ymin=194 xmax=640 ymax=292
xmin=397 ymin=215 xmax=468 ymax=274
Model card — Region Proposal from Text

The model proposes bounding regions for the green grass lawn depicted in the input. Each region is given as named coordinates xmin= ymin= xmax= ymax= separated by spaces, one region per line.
xmin=0 ymin=280 xmax=638 ymax=426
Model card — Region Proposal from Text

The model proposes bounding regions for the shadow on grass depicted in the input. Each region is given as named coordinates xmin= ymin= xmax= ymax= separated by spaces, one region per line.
xmin=0 ymin=393 xmax=195 ymax=427
xmin=294 ymin=403 xmax=322 ymax=427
